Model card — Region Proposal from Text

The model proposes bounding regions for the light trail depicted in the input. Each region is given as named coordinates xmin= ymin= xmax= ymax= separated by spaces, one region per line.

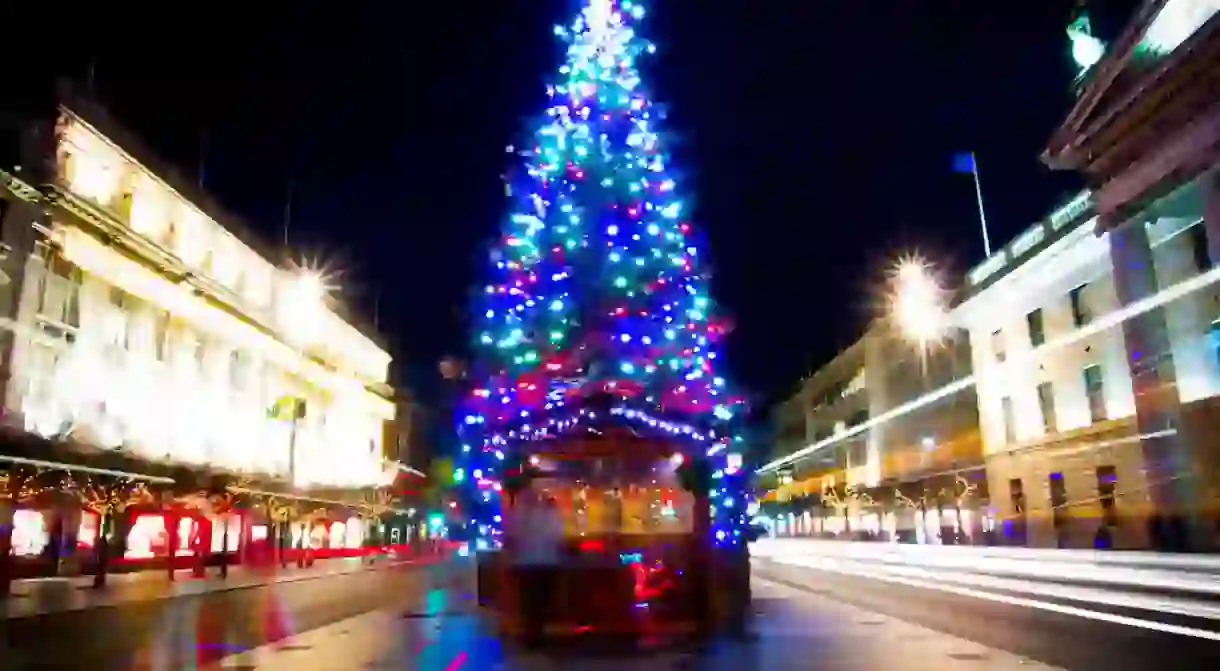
xmin=879 ymin=564 xmax=1220 ymax=620
xmin=759 ymin=554 xmax=1220 ymax=642
xmin=752 ymin=540 xmax=1220 ymax=595
xmin=759 ymin=260 xmax=1220 ymax=474
xmin=753 ymin=537 xmax=1220 ymax=571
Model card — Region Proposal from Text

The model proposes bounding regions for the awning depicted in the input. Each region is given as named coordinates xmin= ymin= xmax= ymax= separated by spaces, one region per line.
xmin=0 ymin=454 xmax=174 ymax=484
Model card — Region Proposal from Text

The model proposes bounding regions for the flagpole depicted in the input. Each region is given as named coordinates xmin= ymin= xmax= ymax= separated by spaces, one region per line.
xmin=970 ymin=152 xmax=992 ymax=257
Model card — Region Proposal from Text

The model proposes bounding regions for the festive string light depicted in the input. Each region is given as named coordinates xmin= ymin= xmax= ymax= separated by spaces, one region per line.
xmin=455 ymin=0 xmax=750 ymax=547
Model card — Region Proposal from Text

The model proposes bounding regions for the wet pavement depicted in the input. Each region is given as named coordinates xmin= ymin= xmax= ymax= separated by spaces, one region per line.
xmin=3 ymin=556 xmax=412 ymax=619
xmin=1 ymin=560 xmax=441 ymax=670
xmin=9 ymin=556 xmax=1217 ymax=670
xmin=215 ymin=569 xmax=1067 ymax=670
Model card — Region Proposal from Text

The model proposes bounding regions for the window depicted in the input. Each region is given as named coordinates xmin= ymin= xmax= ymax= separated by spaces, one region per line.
xmin=816 ymin=441 xmax=838 ymax=467
xmin=847 ymin=409 xmax=868 ymax=428
xmin=1009 ymin=478 xmax=1026 ymax=516
xmin=108 ymin=286 xmax=127 ymax=310
xmin=827 ymin=444 xmax=848 ymax=470
xmin=1187 ymin=223 xmax=1213 ymax=273
xmin=1048 ymin=472 xmax=1068 ymax=541
xmin=152 ymin=310 xmax=170 ymax=361
xmin=1001 ymin=396 xmax=1016 ymax=443
xmin=847 ymin=442 xmax=867 ymax=469
xmin=1069 ymin=285 xmax=1090 ymax=327
xmin=229 ymin=350 xmax=248 ymax=391
xmin=992 ymin=329 xmax=1005 ymax=362
xmin=1096 ymin=465 xmax=1118 ymax=527
xmin=39 ymin=255 xmax=81 ymax=329
xmin=1027 ymin=309 xmax=1045 ymax=347
xmin=1036 ymin=382 xmax=1056 ymax=433
xmin=195 ymin=335 xmax=209 ymax=373
xmin=1083 ymin=364 xmax=1106 ymax=422
xmin=104 ymin=287 xmax=131 ymax=355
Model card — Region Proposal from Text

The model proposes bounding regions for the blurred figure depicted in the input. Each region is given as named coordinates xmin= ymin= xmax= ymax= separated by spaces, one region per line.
xmin=513 ymin=488 xmax=564 ymax=647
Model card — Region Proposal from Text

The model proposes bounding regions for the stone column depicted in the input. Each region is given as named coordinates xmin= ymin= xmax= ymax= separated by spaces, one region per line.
xmin=165 ymin=511 xmax=179 ymax=581
xmin=194 ymin=516 xmax=210 ymax=578
xmin=1108 ymin=218 xmax=1203 ymax=550
xmin=863 ymin=330 xmax=889 ymax=487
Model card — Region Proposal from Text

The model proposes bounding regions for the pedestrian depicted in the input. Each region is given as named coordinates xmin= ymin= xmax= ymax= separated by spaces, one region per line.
xmin=511 ymin=488 xmax=564 ymax=647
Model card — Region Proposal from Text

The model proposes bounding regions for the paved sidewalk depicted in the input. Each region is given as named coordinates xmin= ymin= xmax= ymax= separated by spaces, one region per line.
xmin=3 ymin=553 xmax=437 ymax=620
xmin=214 ymin=575 xmax=1065 ymax=670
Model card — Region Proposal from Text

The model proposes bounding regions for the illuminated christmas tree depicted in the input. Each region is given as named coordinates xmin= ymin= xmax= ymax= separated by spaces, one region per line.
xmin=455 ymin=0 xmax=750 ymax=548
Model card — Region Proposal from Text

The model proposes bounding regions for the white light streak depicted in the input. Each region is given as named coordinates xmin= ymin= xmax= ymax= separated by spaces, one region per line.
xmin=755 ymin=566 xmax=1220 ymax=642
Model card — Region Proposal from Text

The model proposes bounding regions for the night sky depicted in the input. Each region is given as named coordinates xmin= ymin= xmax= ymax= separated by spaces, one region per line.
xmin=14 ymin=0 xmax=1142 ymax=410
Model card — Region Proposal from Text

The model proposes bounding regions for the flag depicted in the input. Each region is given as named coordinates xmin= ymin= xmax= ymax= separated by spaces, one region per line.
xmin=952 ymin=152 xmax=976 ymax=174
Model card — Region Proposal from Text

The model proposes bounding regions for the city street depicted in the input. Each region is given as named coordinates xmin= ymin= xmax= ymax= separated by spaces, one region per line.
xmin=6 ymin=552 xmax=1220 ymax=669
xmin=0 ymin=560 xmax=445 ymax=670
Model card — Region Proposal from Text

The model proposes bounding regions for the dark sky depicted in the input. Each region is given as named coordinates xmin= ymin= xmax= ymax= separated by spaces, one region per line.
xmin=16 ymin=0 xmax=1142 ymax=409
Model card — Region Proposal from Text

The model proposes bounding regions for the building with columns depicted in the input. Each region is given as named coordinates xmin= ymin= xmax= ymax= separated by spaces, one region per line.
xmin=760 ymin=0 xmax=1219 ymax=552
xmin=955 ymin=0 xmax=1220 ymax=550
xmin=0 ymin=83 xmax=403 ymax=580
xmin=0 ymin=90 xmax=397 ymax=489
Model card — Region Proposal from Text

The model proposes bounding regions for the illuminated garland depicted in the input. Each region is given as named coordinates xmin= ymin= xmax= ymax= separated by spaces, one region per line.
xmin=455 ymin=0 xmax=751 ymax=549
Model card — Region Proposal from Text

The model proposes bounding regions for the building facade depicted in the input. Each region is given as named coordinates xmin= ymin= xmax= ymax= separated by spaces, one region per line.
xmin=957 ymin=188 xmax=1220 ymax=550
xmin=949 ymin=0 xmax=1220 ymax=551
xmin=0 ymin=85 xmax=404 ymax=581
xmin=0 ymin=91 xmax=397 ymax=489
xmin=762 ymin=0 xmax=1220 ymax=552
xmin=1041 ymin=0 xmax=1218 ymax=549
xmin=764 ymin=322 xmax=986 ymax=544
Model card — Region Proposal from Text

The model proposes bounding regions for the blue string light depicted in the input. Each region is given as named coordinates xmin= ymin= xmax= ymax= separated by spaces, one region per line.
xmin=454 ymin=0 xmax=750 ymax=548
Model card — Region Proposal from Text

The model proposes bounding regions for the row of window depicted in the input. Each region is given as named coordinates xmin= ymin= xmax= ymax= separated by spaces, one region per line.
xmin=57 ymin=135 xmax=385 ymax=385
xmin=1008 ymin=465 xmax=1118 ymax=541
xmin=59 ymin=122 xmax=277 ymax=317
xmin=992 ymin=223 xmax=1215 ymax=362
xmin=35 ymin=254 xmax=320 ymax=425
xmin=998 ymin=364 xmax=1107 ymax=444
xmin=992 ymin=289 xmax=1086 ymax=362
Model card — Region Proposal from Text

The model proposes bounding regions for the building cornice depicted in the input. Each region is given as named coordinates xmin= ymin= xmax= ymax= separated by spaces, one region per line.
xmin=1045 ymin=2 xmax=1220 ymax=173
xmin=43 ymin=189 xmax=394 ymax=404
xmin=54 ymin=90 xmax=392 ymax=356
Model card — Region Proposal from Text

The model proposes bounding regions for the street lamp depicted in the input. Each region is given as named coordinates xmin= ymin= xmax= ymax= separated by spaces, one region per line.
xmin=891 ymin=257 xmax=947 ymax=378
xmin=294 ymin=270 xmax=327 ymax=305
